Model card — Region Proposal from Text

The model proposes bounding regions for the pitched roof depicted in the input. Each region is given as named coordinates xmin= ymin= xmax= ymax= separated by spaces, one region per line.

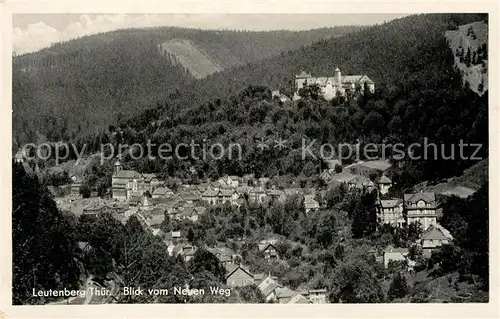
xmin=218 ymin=189 xmax=236 ymax=196
xmin=249 ymin=187 xmax=266 ymax=194
xmin=341 ymin=75 xmax=374 ymax=84
xmin=152 ymin=187 xmax=174 ymax=196
xmin=257 ymin=276 xmax=281 ymax=297
xmin=378 ymin=175 xmax=392 ymax=184
xmin=179 ymin=192 xmax=200 ymax=201
xmin=114 ymin=170 xmax=142 ymax=179
xmin=288 ymin=293 xmax=310 ymax=304
xmin=258 ymin=242 xmax=279 ymax=252
xmin=202 ymin=189 xmax=219 ymax=197
xmin=296 ymin=71 xmax=312 ymax=78
xmin=225 ymin=264 xmax=253 ymax=279
xmin=304 ymin=198 xmax=320 ymax=209
xmin=404 ymin=192 xmax=436 ymax=204
xmin=420 ymin=224 xmax=453 ymax=241
xmin=384 ymin=245 xmax=409 ymax=254
xmin=236 ymin=186 xmax=252 ymax=194
xmin=275 ymin=287 xmax=297 ymax=299
xmin=380 ymin=198 xmax=401 ymax=208
xmin=348 ymin=176 xmax=371 ymax=186
xmin=142 ymin=173 xmax=157 ymax=181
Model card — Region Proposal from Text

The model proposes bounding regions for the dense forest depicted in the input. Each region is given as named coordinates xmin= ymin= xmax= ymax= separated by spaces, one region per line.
xmin=20 ymin=14 xmax=489 ymax=192
xmin=13 ymin=26 xmax=363 ymax=147
xmin=43 ymin=14 xmax=485 ymax=192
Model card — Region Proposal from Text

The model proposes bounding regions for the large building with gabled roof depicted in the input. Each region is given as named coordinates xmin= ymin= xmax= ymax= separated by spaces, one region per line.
xmin=294 ymin=68 xmax=375 ymax=101
xmin=403 ymin=192 xmax=437 ymax=230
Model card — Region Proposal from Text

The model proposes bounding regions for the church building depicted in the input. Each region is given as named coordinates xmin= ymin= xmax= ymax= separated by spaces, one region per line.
xmin=111 ymin=159 xmax=161 ymax=201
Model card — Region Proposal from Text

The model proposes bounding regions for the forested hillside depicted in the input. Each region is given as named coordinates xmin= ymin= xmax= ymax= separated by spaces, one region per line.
xmin=58 ymin=13 xmax=487 ymax=187
xmin=13 ymin=26 xmax=362 ymax=147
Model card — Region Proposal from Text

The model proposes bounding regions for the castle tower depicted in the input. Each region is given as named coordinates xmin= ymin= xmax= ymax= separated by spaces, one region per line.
xmin=113 ymin=159 xmax=123 ymax=175
xmin=334 ymin=67 xmax=341 ymax=86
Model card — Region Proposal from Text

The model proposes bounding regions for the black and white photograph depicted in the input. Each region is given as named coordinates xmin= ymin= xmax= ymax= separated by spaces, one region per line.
xmin=7 ymin=8 xmax=494 ymax=312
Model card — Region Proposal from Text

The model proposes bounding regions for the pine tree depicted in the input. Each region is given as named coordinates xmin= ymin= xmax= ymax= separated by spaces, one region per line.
xmin=387 ymin=272 xmax=409 ymax=301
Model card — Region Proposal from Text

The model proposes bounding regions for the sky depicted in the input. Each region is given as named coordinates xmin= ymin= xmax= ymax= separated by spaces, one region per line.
xmin=12 ymin=14 xmax=409 ymax=55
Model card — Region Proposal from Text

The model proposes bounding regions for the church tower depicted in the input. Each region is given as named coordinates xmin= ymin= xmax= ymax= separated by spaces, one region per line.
xmin=334 ymin=67 xmax=342 ymax=86
xmin=113 ymin=159 xmax=123 ymax=175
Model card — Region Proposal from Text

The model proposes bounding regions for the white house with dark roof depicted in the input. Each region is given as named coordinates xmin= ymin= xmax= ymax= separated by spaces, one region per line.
xmin=378 ymin=198 xmax=405 ymax=227
xmin=419 ymin=224 xmax=453 ymax=257
xmin=294 ymin=68 xmax=375 ymax=101
xmin=403 ymin=192 xmax=437 ymax=231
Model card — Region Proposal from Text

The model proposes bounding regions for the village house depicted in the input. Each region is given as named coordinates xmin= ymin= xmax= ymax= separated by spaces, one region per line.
xmin=241 ymin=174 xmax=255 ymax=186
xmin=271 ymin=90 xmax=292 ymax=103
xmin=194 ymin=183 xmax=208 ymax=193
xmin=403 ymin=192 xmax=437 ymax=231
xmin=347 ymin=176 xmax=375 ymax=192
xmin=302 ymin=289 xmax=328 ymax=304
xmin=304 ymin=195 xmax=320 ymax=214
xmin=377 ymin=175 xmax=393 ymax=195
xmin=294 ymin=68 xmax=375 ymax=101
xmin=225 ymin=264 xmax=254 ymax=287
xmin=178 ymin=191 xmax=201 ymax=204
xmin=267 ymin=189 xmax=286 ymax=203
xmin=274 ymin=287 xmax=298 ymax=304
xmin=236 ymin=185 xmax=252 ymax=196
xmin=257 ymin=275 xmax=282 ymax=302
xmin=288 ymin=293 xmax=311 ymax=304
xmin=82 ymin=203 xmax=107 ymax=215
xmin=207 ymin=243 xmax=238 ymax=265
xmin=418 ymin=224 xmax=454 ymax=257
xmin=152 ymin=187 xmax=174 ymax=198
xmin=378 ymin=198 xmax=405 ymax=227
xmin=140 ymin=173 xmax=161 ymax=193
xmin=383 ymin=245 xmax=410 ymax=269
xmin=258 ymin=242 xmax=280 ymax=260
xmin=174 ymin=244 xmax=197 ymax=262
xmin=210 ymin=181 xmax=222 ymax=190
xmin=249 ymin=187 xmax=267 ymax=203
xmin=201 ymin=189 xmax=218 ymax=205
xmin=218 ymin=175 xmax=240 ymax=188
xmin=217 ymin=188 xmax=240 ymax=205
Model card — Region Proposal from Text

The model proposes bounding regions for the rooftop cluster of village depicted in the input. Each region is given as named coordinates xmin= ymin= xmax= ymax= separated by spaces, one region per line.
xmin=46 ymin=156 xmax=456 ymax=303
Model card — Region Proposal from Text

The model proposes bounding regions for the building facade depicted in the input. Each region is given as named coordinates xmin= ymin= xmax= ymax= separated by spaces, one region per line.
xmin=403 ymin=192 xmax=437 ymax=231
xmin=378 ymin=198 xmax=405 ymax=227
xmin=294 ymin=68 xmax=375 ymax=101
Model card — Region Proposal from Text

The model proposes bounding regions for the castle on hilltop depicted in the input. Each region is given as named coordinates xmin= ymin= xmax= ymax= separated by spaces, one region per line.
xmin=294 ymin=68 xmax=375 ymax=101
